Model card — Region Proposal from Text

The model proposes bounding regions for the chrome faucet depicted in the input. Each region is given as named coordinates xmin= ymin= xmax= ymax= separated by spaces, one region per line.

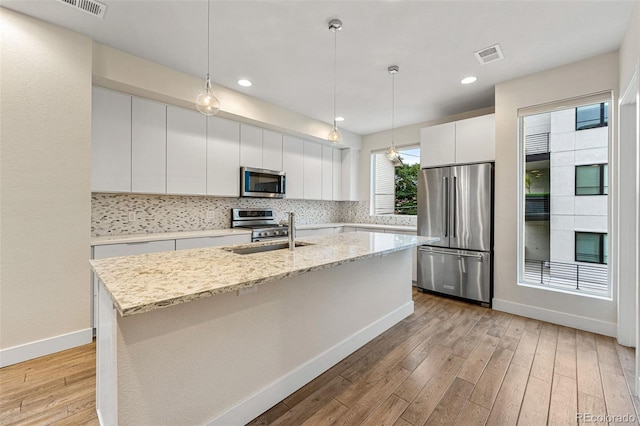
xmin=288 ymin=212 xmax=295 ymax=250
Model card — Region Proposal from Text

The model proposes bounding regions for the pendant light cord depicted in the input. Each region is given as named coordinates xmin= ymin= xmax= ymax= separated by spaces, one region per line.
xmin=207 ymin=0 xmax=210 ymax=76
xmin=333 ymin=29 xmax=337 ymax=124
xmin=391 ymin=70 xmax=395 ymax=147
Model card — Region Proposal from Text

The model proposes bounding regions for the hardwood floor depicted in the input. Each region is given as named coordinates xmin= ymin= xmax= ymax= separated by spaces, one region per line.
xmin=0 ymin=341 xmax=97 ymax=426
xmin=1 ymin=290 xmax=637 ymax=426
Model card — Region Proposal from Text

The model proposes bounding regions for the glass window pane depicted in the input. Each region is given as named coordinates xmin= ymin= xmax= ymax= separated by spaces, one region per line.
xmin=603 ymin=234 xmax=608 ymax=264
xmin=576 ymin=104 xmax=601 ymax=130
xmin=604 ymin=102 xmax=609 ymax=126
xmin=603 ymin=164 xmax=608 ymax=194
xmin=576 ymin=165 xmax=601 ymax=195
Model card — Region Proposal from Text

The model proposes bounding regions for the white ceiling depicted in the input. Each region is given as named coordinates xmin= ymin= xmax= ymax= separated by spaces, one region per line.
xmin=1 ymin=0 xmax=635 ymax=135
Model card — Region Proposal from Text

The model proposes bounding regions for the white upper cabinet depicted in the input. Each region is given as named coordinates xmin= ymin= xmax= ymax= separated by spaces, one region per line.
xmin=91 ymin=87 xmax=131 ymax=192
xmin=420 ymin=114 xmax=495 ymax=168
xmin=240 ymin=124 xmax=263 ymax=169
xmin=420 ymin=122 xmax=455 ymax=168
xmin=454 ymin=114 xmax=495 ymax=164
xmin=131 ymin=97 xmax=166 ymax=194
xmin=207 ymin=116 xmax=240 ymax=197
xmin=303 ymin=141 xmax=323 ymax=200
xmin=332 ymin=148 xmax=342 ymax=201
xmin=322 ymin=146 xmax=333 ymax=200
xmin=341 ymin=148 xmax=360 ymax=201
xmin=262 ymin=130 xmax=283 ymax=171
xmin=282 ymin=135 xmax=304 ymax=199
xmin=166 ymin=106 xmax=207 ymax=195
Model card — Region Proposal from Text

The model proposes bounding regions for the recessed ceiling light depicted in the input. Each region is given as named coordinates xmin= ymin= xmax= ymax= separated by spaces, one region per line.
xmin=335 ymin=116 xmax=345 ymax=122
xmin=238 ymin=79 xmax=252 ymax=87
xmin=461 ymin=76 xmax=477 ymax=85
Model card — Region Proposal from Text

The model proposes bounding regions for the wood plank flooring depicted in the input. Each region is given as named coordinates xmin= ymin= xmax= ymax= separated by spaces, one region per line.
xmin=0 ymin=289 xmax=637 ymax=426
xmin=249 ymin=290 xmax=640 ymax=426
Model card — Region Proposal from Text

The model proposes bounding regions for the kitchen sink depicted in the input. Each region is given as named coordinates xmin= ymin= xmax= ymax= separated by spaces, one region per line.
xmin=223 ymin=241 xmax=313 ymax=255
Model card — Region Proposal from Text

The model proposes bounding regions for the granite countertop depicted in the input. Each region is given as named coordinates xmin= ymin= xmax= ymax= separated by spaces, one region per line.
xmin=90 ymin=223 xmax=416 ymax=246
xmin=91 ymin=232 xmax=437 ymax=317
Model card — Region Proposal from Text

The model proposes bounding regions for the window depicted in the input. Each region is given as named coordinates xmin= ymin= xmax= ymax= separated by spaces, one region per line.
xmin=575 ymin=102 xmax=608 ymax=130
xmin=518 ymin=93 xmax=610 ymax=296
xmin=575 ymin=232 xmax=608 ymax=264
xmin=371 ymin=146 xmax=420 ymax=215
xmin=575 ymin=164 xmax=608 ymax=195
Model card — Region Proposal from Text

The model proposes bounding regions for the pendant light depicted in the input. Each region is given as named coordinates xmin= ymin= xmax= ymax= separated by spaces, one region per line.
xmin=327 ymin=19 xmax=342 ymax=143
xmin=196 ymin=0 xmax=220 ymax=116
xmin=386 ymin=65 xmax=400 ymax=161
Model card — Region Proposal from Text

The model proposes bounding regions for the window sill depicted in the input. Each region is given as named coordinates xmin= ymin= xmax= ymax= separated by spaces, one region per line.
xmin=517 ymin=280 xmax=612 ymax=301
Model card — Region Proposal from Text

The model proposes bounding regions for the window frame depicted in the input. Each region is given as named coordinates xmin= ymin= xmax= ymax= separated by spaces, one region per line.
xmin=575 ymin=102 xmax=608 ymax=131
xmin=369 ymin=144 xmax=420 ymax=217
xmin=575 ymin=163 xmax=608 ymax=196
xmin=575 ymin=232 xmax=608 ymax=265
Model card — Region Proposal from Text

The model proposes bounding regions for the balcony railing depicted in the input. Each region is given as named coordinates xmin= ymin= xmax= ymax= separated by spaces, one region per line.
xmin=525 ymin=132 xmax=550 ymax=156
xmin=525 ymin=194 xmax=550 ymax=221
xmin=523 ymin=259 xmax=608 ymax=296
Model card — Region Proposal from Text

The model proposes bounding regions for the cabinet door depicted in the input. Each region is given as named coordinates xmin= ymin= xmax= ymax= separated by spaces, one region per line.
xmin=93 ymin=240 xmax=175 ymax=259
xmin=322 ymin=146 xmax=333 ymax=200
xmin=175 ymin=234 xmax=250 ymax=250
xmin=332 ymin=148 xmax=342 ymax=201
xmin=131 ymin=97 xmax=166 ymax=193
xmin=207 ymin=116 xmax=240 ymax=197
xmin=420 ymin=122 xmax=455 ymax=168
xmin=303 ymin=141 xmax=323 ymax=200
xmin=240 ymin=124 xmax=263 ymax=169
xmin=262 ymin=130 xmax=283 ymax=171
xmin=455 ymin=114 xmax=495 ymax=164
xmin=166 ymin=106 xmax=207 ymax=195
xmin=91 ymin=87 xmax=131 ymax=192
xmin=282 ymin=136 xmax=304 ymax=199
xmin=341 ymin=148 xmax=359 ymax=201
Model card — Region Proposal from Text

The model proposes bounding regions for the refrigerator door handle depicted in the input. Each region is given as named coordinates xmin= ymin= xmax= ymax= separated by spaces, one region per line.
xmin=418 ymin=247 xmax=484 ymax=262
xmin=443 ymin=177 xmax=449 ymax=237
xmin=452 ymin=176 xmax=457 ymax=238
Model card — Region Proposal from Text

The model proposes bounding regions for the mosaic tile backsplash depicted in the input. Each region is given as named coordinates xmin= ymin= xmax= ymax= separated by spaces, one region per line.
xmin=92 ymin=194 xmax=417 ymax=236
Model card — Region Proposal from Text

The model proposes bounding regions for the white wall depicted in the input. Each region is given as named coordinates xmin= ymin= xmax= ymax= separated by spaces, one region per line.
xmin=493 ymin=52 xmax=619 ymax=336
xmin=617 ymin=1 xmax=639 ymax=383
xmin=0 ymin=8 xmax=92 ymax=365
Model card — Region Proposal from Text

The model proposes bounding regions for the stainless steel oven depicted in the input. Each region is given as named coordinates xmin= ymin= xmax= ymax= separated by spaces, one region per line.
xmin=240 ymin=167 xmax=286 ymax=198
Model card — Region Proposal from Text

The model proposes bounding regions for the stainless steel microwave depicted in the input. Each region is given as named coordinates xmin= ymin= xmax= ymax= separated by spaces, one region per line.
xmin=240 ymin=167 xmax=286 ymax=198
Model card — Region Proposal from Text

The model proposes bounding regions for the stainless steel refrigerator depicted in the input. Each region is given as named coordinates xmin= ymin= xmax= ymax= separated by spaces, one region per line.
xmin=417 ymin=162 xmax=493 ymax=306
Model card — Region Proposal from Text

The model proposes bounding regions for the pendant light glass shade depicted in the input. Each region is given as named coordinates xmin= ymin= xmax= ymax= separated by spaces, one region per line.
xmin=196 ymin=74 xmax=220 ymax=116
xmin=196 ymin=0 xmax=220 ymax=116
xmin=327 ymin=19 xmax=342 ymax=143
xmin=386 ymin=65 xmax=399 ymax=161
xmin=327 ymin=120 xmax=342 ymax=143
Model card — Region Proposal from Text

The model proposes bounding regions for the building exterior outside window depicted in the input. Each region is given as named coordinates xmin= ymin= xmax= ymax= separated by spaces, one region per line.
xmin=522 ymin=102 xmax=609 ymax=295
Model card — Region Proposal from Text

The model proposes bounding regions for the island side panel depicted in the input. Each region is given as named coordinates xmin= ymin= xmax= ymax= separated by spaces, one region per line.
xmin=114 ymin=250 xmax=412 ymax=425
xmin=96 ymin=283 xmax=117 ymax=426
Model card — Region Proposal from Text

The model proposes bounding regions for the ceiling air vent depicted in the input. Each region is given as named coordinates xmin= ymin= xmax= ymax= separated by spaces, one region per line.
xmin=58 ymin=0 xmax=107 ymax=19
xmin=474 ymin=44 xmax=504 ymax=65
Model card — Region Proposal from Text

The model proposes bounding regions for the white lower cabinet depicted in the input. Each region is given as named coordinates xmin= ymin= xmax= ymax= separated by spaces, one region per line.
xmin=296 ymin=227 xmax=338 ymax=237
xmin=93 ymin=240 xmax=176 ymax=259
xmin=385 ymin=230 xmax=418 ymax=283
xmin=92 ymin=239 xmax=176 ymax=330
xmin=175 ymin=234 xmax=250 ymax=250
xmin=342 ymin=227 xmax=356 ymax=232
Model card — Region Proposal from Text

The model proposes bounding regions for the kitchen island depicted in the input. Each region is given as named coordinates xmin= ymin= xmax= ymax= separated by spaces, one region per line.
xmin=91 ymin=232 xmax=436 ymax=425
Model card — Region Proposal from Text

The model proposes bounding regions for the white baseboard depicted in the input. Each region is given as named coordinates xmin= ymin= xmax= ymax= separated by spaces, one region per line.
xmin=0 ymin=328 xmax=93 ymax=368
xmin=492 ymin=298 xmax=616 ymax=337
xmin=206 ymin=301 xmax=414 ymax=426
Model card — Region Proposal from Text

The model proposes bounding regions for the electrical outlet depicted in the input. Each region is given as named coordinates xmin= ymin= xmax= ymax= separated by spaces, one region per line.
xmin=128 ymin=211 xmax=137 ymax=222
xmin=206 ymin=210 xmax=215 ymax=221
